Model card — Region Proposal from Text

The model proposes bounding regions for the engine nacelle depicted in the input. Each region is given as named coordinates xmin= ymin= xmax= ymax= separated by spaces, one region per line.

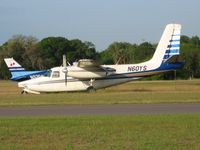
xmin=67 ymin=59 xmax=116 ymax=79
xmin=67 ymin=70 xmax=107 ymax=79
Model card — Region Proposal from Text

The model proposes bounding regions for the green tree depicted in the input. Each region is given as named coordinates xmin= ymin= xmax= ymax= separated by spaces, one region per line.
xmin=134 ymin=42 xmax=155 ymax=63
xmin=190 ymin=36 xmax=200 ymax=49
xmin=178 ymin=35 xmax=200 ymax=79
xmin=0 ymin=35 xmax=39 ymax=79
xmin=106 ymin=42 xmax=135 ymax=64
xmin=96 ymin=50 xmax=113 ymax=64
xmin=36 ymin=37 xmax=70 ymax=69
xmin=69 ymin=39 xmax=96 ymax=62
xmin=181 ymin=35 xmax=190 ymax=43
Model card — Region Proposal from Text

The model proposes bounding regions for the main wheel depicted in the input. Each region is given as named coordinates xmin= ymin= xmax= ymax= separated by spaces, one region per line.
xmin=87 ymin=86 xmax=96 ymax=93
xmin=21 ymin=90 xmax=28 ymax=94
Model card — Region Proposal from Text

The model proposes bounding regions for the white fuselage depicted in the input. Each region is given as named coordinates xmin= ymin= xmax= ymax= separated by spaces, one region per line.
xmin=18 ymin=66 xmax=141 ymax=94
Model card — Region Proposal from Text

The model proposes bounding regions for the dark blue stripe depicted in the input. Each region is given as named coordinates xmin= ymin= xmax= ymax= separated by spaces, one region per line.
xmin=165 ymin=50 xmax=170 ymax=53
xmin=170 ymin=39 xmax=180 ymax=42
xmin=163 ymin=55 xmax=170 ymax=59
xmin=165 ymin=49 xmax=179 ymax=54
xmin=10 ymin=70 xmax=26 ymax=72
xmin=8 ymin=67 xmax=24 ymax=69
xmin=167 ymin=44 xmax=180 ymax=48
xmin=172 ymin=34 xmax=180 ymax=36
xmin=171 ymin=44 xmax=180 ymax=48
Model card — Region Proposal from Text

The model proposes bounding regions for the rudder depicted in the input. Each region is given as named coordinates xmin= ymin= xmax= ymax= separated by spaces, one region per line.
xmin=163 ymin=24 xmax=181 ymax=62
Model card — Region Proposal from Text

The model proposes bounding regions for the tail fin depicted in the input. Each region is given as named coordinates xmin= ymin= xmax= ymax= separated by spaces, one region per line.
xmin=4 ymin=58 xmax=48 ymax=81
xmin=4 ymin=58 xmax=25 ymax=73
xmin=149 ymin=24 xmax=181 ymax=66
xmin=162 ymin=24 xmax=181 ymax=62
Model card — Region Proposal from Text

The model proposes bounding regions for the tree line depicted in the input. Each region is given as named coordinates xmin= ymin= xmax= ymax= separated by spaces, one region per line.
xmin=0 ymin=35 xmax=200 ymax=80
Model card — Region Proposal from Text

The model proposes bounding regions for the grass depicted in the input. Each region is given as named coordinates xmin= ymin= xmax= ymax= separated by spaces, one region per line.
xmin=0 ymin=80 xmax=200 ymax=106
xmin=1 ymin=81 xmax=200 ymax=150
xmin=0 ymin=114 xmax=200 ymax=150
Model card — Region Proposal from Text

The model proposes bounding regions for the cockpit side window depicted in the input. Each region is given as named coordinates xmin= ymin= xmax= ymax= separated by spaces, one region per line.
xmin=52 ymin=71 xmax=60 ymax=78
xmin=47 ymin=70 xmax=52 ymax=77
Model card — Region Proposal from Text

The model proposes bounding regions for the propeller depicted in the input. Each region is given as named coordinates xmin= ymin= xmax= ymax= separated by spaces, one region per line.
xmin=62 ymin=55 xmax=68 ymax=86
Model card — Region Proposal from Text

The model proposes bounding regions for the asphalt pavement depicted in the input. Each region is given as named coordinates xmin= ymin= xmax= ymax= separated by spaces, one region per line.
xmin=0 ymin=103 xmax=200 ymax=117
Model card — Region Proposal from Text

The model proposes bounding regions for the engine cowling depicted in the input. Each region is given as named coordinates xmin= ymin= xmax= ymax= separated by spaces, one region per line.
xmin=67 ymin=59 xmax=115 ymax=79
xmin=67 ymin=68 xmax=107 ymax=79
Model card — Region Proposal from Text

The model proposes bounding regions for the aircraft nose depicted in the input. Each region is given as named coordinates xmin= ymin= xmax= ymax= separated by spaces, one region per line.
xmin=18 ymin=81 xmax=26 ymax=88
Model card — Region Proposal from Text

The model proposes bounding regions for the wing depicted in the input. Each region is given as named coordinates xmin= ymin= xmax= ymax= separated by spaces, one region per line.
xmin=67 ymin=59 xmax=115 ymax=79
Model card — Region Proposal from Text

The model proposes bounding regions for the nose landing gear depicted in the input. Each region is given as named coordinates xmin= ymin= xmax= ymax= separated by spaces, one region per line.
xmin=87 ymin=79 xmax=96 ymax=93
xmin=21 ymin=90 xmax=28 ymax=94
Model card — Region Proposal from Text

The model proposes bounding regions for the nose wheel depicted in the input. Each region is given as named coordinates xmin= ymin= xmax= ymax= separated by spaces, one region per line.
xmin=87 ymin=86 xmax=96 ymax=93
xmin=89 ymin=79 xmax=95 ymax=86
xmin=87 ymin=79 xmax=96 ymax=93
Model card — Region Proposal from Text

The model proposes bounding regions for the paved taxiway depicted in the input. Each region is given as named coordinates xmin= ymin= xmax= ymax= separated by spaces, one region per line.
xmin=0 ymin=104 xmax=200 ymax=117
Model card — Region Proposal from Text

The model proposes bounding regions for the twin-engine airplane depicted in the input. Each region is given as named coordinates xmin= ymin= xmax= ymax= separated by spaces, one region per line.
xmin=4 ymin=58 xmax=48 ymax=81
xmin=18 ymin=24 xmax=183 ymax=94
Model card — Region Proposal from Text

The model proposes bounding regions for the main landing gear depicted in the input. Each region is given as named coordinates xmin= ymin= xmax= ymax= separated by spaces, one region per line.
xmin=21 ymin=90 xmax=28 ymax=94
xmin=87 ymin=79 xmax=96 ymax=93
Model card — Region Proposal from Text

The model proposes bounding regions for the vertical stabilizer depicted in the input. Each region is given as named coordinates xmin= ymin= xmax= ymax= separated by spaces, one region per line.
xmin=4 ymin=58 xmax=25 ymax=80
xmin=4 ymin=58 xmax=25 ymax=72
xmin=149 ymin=24 xmax=181 ymax=67
xmin=4 ymin=57 xmax=48 ymax=81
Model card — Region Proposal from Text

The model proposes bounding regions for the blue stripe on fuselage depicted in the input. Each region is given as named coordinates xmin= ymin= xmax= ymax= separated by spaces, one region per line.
xmin=11 ymin=70 xmax=48 ymax=81
xmin=106 ymin=62 xmax=184 ymax=79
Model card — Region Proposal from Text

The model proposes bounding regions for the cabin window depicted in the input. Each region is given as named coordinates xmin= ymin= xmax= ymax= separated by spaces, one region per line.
xmin=52 ymin=71 xmax=60 ymax=78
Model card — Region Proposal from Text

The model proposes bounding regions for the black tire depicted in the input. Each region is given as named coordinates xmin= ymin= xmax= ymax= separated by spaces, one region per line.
xmin=21 ymin=90 xmax=28 ymax=94
xmin=87 ymin=86 xmax=96 ymax=93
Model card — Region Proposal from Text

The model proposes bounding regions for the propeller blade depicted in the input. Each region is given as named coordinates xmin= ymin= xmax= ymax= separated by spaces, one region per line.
xmin=62 ymin=55 xmax=68 ymax=86
xmin=62 ymin=67 xmax=68 ymax=86
xmin=63 ymin=55 xmax=67 ymax=67
xmin=65 ymin=71 xmax=67 ymax=86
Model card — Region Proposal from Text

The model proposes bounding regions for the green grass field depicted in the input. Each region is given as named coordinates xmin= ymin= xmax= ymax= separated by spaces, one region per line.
xmin=0 ymin=114 xmax=200 ymax=150
xmin=1 ymin=80 xmax=200 ymax=150
xmin=0 ymin=80 xmax=200 ymax=106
